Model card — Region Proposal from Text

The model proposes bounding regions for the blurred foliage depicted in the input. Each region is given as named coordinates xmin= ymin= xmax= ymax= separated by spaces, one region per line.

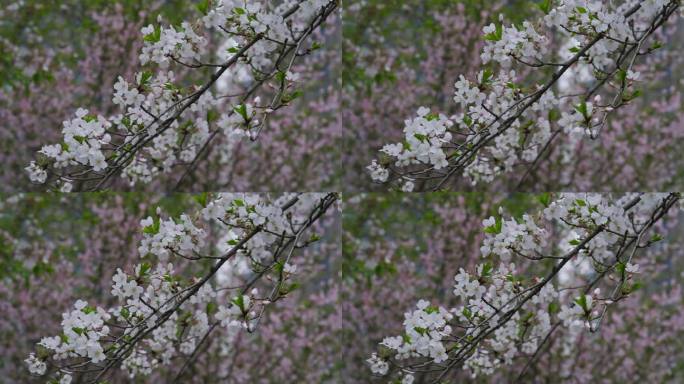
xmin=342 ymin=193 xmax=546 ymax=282
xmin=0 ymin=0 xmax=193 ymax=89
xmin=0 ymin=193 xmax=196 ymax=284
xmin=342 ymin=0 xmax=536 ymax=91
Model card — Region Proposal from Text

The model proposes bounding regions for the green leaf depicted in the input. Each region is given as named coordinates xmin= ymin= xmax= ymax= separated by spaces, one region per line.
xmin=622 ymin=89 xmax=641 ymax=102
xmin=402 ymin=333 xmax=411 ymax=344
xmin=82 ymin=305 xmax=97 ymax=314
xmin=401 ymin=140 xmax=412 ymax=151
xmin=537 ymin=193 xmax=552 ymax=207
xmin=484 ymin=216 xmax=503 ymax=234
xmin=481 ymin=262 xmax=493 ymax=278
xmin=282 ymin=90 xmax=303 ymax=103
xmin=232 ymin=295 xmax=246 ymax=312
xmin=194 ymin=193 xmax=209 ymax=207
xmin=521 ymin=311 xmax=534 ymax=323
xmin=139 ymin=70 xmax=153 ymax=86
xmin=481 ymin=68 xmax=494 ymax=84
xmin=139 ymin=262 xmax=151 ymax=277
xmin=234 ymin=104 xmax=248 ymax=120
xmin=576 ymin=6 xmax=587 ymax=14
xmin=280 ymin=282 xmax=300 ymax=295
xmin=143 ymin=25 xmax=162 ymax=43
xmin=548 ymin=302 xmax=560 ymax=314
xmin=617 ymin=69 xmax=627 ymax=83
xmin=196 ymin=0 xmax=210 ymax=15
xmin=142 ymin=217 xmax=160 ymax=235
xmin=424 ymin=306 xmax=439 ymax=314
xmin=274 ymin=259 xmax=285 ymax=274
xmin=206 ymin=109 xmax=219 ymax=123
xmin=164 ymin=82 xmax=180 ymax=92
xmin=484 ymin=23 xmax=503 ymax=42
xmin=538 ymin=0 xmax=553 ymax=14
xmin=574 ymin=295 xmax=589 ymax=312
xmin=622 ymin=281 xmax=643 ymax=295
xmin=309 ymin=233 xmax=321 ymax=242
xmin=650 ymin=233 xmax=664 ymax=242
xmin=574 ymin=102 xmax=589 ymax=119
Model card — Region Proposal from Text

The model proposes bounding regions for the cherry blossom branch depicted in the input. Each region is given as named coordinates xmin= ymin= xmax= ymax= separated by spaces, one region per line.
xmin=170 ymin=193 xmax=336 ymax=382
xmin=368 ymin=193 xmax=681 ymax=383
xmin=25 ymin=192 xmax=339 ymax=383
xmin=27 ymin=1 xmax=339 ymax=192
xmin=171 ymin=2 xmax=337 ymax=190
xmin=437 ymin=194 xmax=678 ymax=382
xmin=514 ymin=321 xmax=561 ymax=381
xmin=368 ymin=1 xmax=681 ymax=191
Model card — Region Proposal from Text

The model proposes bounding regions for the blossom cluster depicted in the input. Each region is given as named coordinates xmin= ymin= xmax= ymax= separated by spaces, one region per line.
xmin=139 ymin=21 xmax=206 ymax=67
xmin=544 ymin=193 xmax=671 ymax=263
xmin=201 ymin=193 xmax=327 ymax=261
xmin=27 ymin=108 xmax=111 ymax=190
xmin=481 ymin=18 xmax=546 ymax=66
xmin=138 ymin=212 xmax=206 ymax=262
xmin=480 ymin=211 xmax=547 ymax=261
xmin=468 ymin=264 xmax=557 ymax=376
xmin=370 ymin=107 xmax=453 ymax=191
xmin=203 ymin=0 xmax=330 ymax=70
xmin=36 ymin=300 xmax=111 ymax=364
xmin=379 ymin=299 xmax=453 ymax=363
